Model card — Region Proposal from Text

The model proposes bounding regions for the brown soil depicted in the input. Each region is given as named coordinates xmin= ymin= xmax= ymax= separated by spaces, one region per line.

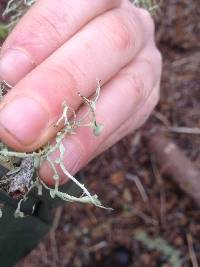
xmin=1 ymin=0 xmax=200 ymax=266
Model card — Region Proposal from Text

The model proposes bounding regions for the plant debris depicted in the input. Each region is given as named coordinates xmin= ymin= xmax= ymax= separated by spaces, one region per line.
xmin=8 ymin=157 xmax=34 ymax=197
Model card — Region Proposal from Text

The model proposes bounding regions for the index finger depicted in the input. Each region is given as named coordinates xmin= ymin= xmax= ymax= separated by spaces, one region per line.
xmin=0 ymin=0 xmax=121 ymax=85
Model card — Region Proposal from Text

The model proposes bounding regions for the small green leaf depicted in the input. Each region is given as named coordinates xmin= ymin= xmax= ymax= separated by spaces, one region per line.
xmin=0 ymin=24 xmax=8 ymax=39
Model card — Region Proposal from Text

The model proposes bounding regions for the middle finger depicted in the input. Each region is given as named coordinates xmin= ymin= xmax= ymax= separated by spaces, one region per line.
xmin=0 ymin=7 xmax=148 ymax=151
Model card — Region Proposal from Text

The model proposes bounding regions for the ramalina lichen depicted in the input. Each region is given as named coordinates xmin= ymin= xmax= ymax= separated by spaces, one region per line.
xmin=0 ymin=80 xmax=108 ymax=218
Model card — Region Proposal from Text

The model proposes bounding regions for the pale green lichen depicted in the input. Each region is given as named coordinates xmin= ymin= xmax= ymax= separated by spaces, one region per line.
xmin=135 ymin=231 xmax=182 ymax=267
xmin=2 ymin=0 xmax=36 ymax=32
xmin=131 ymin=0 xmax=161 ymax=15
xmin=0 ymin=80 xmax=110 ymax=218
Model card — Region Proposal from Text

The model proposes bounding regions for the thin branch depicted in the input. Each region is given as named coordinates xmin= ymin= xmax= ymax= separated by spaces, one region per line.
xmin=150 ymin=154 xmax=167 ymax=226
xmin=148 ymin=132 xmax=200 ymax=207
xmin=166 ymin=126 xmax=200 ymax=135
xmin=50 ymin=207 xmax=63 ymax=267
xmin=126 ymin=173 xmax=149 ymax=203
xmin=187 ymin=233 xmax=198 ymax=267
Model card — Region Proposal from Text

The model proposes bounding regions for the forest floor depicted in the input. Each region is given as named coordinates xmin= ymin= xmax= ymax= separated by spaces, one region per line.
xmin=1 ymin=0 xmax=200 ymax=266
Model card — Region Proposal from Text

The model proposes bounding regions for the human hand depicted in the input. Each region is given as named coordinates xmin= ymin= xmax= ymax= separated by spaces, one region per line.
xmin=0 ymin=0 xmax=162 ymax=184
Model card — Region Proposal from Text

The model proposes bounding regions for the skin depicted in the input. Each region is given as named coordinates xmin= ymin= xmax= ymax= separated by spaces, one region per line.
xmin=0 ymin=0 xmax=162 ymax=185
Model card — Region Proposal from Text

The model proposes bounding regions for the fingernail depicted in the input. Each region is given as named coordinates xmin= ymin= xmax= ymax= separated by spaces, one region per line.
xmin=0 ymin=97 xmax=49 ymax=145
xmin=0 ymin=48 xmax=35 ymax=85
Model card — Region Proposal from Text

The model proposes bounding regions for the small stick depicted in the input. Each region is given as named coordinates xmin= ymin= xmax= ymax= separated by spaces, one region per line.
xmin=50 ymin=207 xmax=63 ymax=267
xmin=131 ymin=206 xmax=158 ymax=226
xmin=150 ymin=155 xmax=166 ymax=226
xmin=126 ymin=173 xmax=149 ymax=203
xmin=166 ymin=126 xmax=200 ymax=135
xmin=148 ymin=132 xmax=200 ymax=207
xmin=187 ymin=233 xmax=198 ymax=267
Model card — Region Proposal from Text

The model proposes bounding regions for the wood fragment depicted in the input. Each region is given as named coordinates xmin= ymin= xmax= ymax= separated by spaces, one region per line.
xmin=9 ymin=157 xmax=34 ymax=197
xmin=148 ymin=133 xmax=200 ymax=207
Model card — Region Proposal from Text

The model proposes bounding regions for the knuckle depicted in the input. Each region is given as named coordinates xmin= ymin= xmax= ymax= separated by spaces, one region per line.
xmin=11 ymin=13 xmax=63 ymax=55
xmin=138 ymin=8 xmax=155 ymax=35
xmin=43 ymin=61 xmax=80 ymax=104
xmin=139 ymin=45 xmax=162 ymax=83
xmin=123 ymin=3 xmax=155 ymax=40
xmin=105 ymin=11 xmax=135 ymax=51
xmin=2 ymin=8 xmax=66 ymax=61
xmin=154 ymin=49 xmax=163 ymax=69
xmin=43 ymin=55 xmax=92 ymax=105
xmin=128 ymin=72 xmax=147 ymax=102
xmin=33 ymin=12 xmax=64 ymax=44
xmin=126 ymin=9 xmax=154 ymax=45
xmin=148 ymin=47 xmax=163 ymax=79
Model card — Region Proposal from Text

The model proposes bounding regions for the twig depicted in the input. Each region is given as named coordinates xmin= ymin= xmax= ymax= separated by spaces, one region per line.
xmin=153 ymin=111 xmax=170 ymax=126
xmin=38 ymin=242 xmax=50 ymax=265
xmin=50 ymin=207 xmax=63 ymax=267
xmin=150 ymin=155 xmax=167 ymax=226
xmin=187 ymin=233 xmax=199 ymax=267
xmin=52 ymin=207 xmax=63 ymax=231
xmin=153 ymin=111 xmax=200 ymax=135
xmin=88 ymin=241 xmax=108 ymax=252
xmin=126 ymin=173 xmax=149 ymax=203
xmin=148 ymin=132 xmax=200 ymax=207
xmin=132 ymin=206 xmax=158 ymax=226
xmin=166 ymin=126 xmax=200 ymax=135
